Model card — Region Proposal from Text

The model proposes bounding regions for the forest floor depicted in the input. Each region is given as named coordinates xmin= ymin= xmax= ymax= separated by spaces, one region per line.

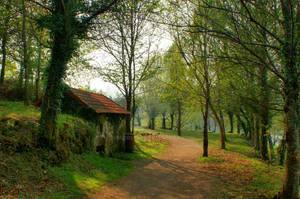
xmin=84 ymin=130 xmax=222 ymax=199
xmin=84 ymin=129 xmax=284 ymax=199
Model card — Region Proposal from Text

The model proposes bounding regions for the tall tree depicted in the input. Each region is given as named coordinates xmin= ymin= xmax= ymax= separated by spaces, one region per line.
xmin=173 ymin=5 xmax=222 ymax=154
xmin=160 ymin=44 xmax=186 ymax=136
xmin=22 ymin=0 xmax=30 ymax=105
xmin=0 ymin=1 xmax=11 ymax=85
xmin=38 ymin=0 xmax=118 ymax=150
xmin=178 ymin=1 xmax=299 ymax=197
xmin=95 ymin=0 xmax=159 ymax=152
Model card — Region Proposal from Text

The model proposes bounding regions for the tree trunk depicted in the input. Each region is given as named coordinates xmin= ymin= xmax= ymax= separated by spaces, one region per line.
xmin=131 ymin=93 xmax=136 ymax=134
xmin=258 ymin=62 xmax=270 ymax=161
xmin=0 ymin=33 xmax=7 ymax=84
xmin=22 ymin=0 xmax=30 ymax=105
xmin=125 ymin=95 xmax=134 ymax=152
xmin=39 ymin=37 xmax=73 ymax=149
xmin=0 ymin=4 xmax=10 ymax=85
xmin=170 ymin=112 xmax=174 ymax=130
xmin=203 ymin=96 xmax=209 ymax=157
xmin=39 ymin=1 xmax=76 ymax=150
xmin=278 ymin=137 xmax=287 ymax=166
xmin=240 ymin=109 xmax=250 ymax=137
xmin=220 ymin=109 xmax=227 ymax=142
xmin=240 ymin=118 xmax=248 ymax=136
xmin=282 ymin=70 xmax=299 ymax=198
xmin=162 ymin=113 xmax=166 ymax=129
xmin=236 ymin=114 xmax=241 ymax=134
xmin=281 ymin=2 xmax=299 ymax=198
xmin=35 ymin=43 xmax=41 ymax=101
xmin=18 ymin=63 xmax=24 ymax=88
xmin=203 ymin=49 xmax=210 ymax=156
xmin=248 ymin=115 xmax=255 ymax=143
xmin=228 ymin=111 xmax=234 ymax=133
xmin=151 ymin=117 xmax=155 ymax=130
xmin=207 ymin=116 xmax=211 ymax=132
xmin=209 ymin=102 xmax=225 ymax=149
xmin=260 ymin=119 xmax=269 ymax=160
xmin=177 ymin=100 xmax=182 ymax=136
xmin=210 ymin=65 xmax=226 ymax=148
xmin=254 ymin=116 xmax=260 ymax=151
xmin=250 ymin=115 xmax=255 ymax=145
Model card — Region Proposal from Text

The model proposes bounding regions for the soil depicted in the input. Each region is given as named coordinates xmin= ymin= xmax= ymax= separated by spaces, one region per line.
xmin=85 ymin=131 xmax=222 ymax=199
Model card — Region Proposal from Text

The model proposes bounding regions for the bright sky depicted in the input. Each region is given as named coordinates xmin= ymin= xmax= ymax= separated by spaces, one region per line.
xmin=88 ymin=34 xmax=173 ymax=98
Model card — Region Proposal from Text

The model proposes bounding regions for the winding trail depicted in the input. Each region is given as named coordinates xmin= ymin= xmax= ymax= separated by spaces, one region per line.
xmin=85 ymin=132 xmax=222 ymax=199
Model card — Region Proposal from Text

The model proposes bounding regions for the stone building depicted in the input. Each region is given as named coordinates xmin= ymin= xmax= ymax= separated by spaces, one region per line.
xmin=36 ymin=87 xmax=130 ymax=156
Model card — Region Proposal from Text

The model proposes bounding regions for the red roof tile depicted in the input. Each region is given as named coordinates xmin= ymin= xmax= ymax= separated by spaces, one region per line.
xmin=68 ymin=88 xmax=130 ymax=115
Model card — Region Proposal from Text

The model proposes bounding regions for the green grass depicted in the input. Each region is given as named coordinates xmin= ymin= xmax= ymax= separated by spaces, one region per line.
xmin=0 ymin=100 xmax=40 ymax=118
xmin=40 ymin=153 xmax=134 ymax=199
xmin=155 ymin=128 xmax=284 ymax=199
xmin=57 ymin=113 xmax=87 ymax=129
xmin=0 ymin=100 xmax=88 ymax=126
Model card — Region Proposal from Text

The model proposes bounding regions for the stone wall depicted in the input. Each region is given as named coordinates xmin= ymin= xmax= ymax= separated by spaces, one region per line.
xmin=94 ymin=114 xmax=126 ymax=156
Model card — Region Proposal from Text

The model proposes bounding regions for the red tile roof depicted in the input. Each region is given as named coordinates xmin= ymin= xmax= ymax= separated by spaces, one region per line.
xmin=68 ymin=88 xmax=130 ymax=115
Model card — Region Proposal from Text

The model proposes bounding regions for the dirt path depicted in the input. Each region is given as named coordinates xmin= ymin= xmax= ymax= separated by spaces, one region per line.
xmin=85 ymin=132 xmax=222 ymax=199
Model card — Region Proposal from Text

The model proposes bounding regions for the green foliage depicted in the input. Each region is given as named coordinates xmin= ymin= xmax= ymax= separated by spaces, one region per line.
xmin=0 ymin=100 xmax=40 ymax=118
xmin=42 ymin=115 xmax=96 ymax=165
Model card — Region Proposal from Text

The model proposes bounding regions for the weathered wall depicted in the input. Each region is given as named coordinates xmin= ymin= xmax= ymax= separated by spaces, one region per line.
xmin=94 ymin=114 xmax=126 ymax=156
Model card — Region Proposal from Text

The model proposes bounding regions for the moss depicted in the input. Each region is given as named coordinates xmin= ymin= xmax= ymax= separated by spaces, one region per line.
xmin=107 ymin=114 xmax=122 ymax=129
xmin=42 ymin=116 xmax=97 ymax=165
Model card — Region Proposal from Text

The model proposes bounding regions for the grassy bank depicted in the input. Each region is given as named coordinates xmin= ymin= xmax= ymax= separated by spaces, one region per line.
xmin=155 ymin=129 xmax=284 ymax=199
xmin=0 ymin=101 xmax=168 ymax=199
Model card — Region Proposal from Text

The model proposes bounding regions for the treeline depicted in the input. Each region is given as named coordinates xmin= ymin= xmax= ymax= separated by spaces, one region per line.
xmin=0 ymin=0 xmax=50 ymax=102
xmin=134 ymin=1 xmax=299 ymax=198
